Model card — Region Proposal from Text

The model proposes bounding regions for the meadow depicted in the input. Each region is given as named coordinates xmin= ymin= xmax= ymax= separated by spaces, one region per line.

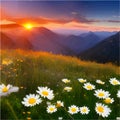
xmin=1 ymin=49 xmax=120 ymax=120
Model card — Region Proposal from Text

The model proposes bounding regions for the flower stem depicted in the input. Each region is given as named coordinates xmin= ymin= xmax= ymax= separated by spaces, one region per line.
xmin=63 ymin=107 xmax=74 ymax=120
xmin=6 ymin=99 xmax=18 ymax=120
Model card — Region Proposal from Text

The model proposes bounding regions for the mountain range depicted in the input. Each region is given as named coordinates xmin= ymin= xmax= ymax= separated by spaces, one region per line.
xmin=79 ymin=32 xmax=120 ymax=65
xmin=0 ymin=24 xmax=119 ymax=64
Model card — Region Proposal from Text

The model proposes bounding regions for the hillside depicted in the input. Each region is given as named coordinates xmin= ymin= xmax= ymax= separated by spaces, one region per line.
xmin=1 ymin=50 xmax=120 ymax=119
xmin=79 ymin=32 xmax=120 ymax=65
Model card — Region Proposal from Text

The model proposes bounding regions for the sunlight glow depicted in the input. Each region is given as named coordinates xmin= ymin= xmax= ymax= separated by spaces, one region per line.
xmin=23 ymin=23 xmax=33 ymax=30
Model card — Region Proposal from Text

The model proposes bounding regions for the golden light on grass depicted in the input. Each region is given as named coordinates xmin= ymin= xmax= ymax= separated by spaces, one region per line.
xmin=23 ymin=23 xmax=33 ymax=30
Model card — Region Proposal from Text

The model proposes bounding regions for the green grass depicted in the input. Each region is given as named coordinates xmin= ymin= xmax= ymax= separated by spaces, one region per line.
xmin=1 ymin=49 xmax=120 ymax=120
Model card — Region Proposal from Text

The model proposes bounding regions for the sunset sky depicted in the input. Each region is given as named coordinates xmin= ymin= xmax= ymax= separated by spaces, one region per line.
xmin=1 ymin=1 xmax=119 ymax=34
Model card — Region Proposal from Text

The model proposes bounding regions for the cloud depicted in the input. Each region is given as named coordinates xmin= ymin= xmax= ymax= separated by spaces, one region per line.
xmin=106 ymin=20 xmax=120 ymax=23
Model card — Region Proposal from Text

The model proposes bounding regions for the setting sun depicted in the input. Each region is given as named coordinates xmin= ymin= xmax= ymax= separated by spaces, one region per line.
xmin=23 ymin=23 xmax=33 ymax=30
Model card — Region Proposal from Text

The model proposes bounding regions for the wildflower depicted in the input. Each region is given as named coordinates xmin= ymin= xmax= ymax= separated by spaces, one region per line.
xmin=79 ymin=106 xmax=90 ymax=114
xmin=104 ymin=97 xmax=114 ymax=104
xmin=0 ymin=84 xmax=19 ymax=97
xmin=22 ymin=112 xmax=26 ymax=114
xmin=96 ymin=80 xmax=105 ymax=85
xmin=22 ymin=94 xmax=42 ymax=107
xmin=109 ymin=78 xmax=120 ymax=85
xmin=36 ymin=86 xmax=54 ymax=100
xmin=68 ymin=105 xmax=79 ymax=114
xmin=47 ymin=105 xmax=57 ymax=114
xmin=64 ymin=87 xmax=72 ymax=92
xmin=62 ymin=78 xmax=70 ymax=83
xmin=58 ymin=117 xmax=63 ymax=120
xmin=95 ymin=103 xmax=111 ymax=117
xmin=46 ymin=101 xmax=51 ymax=105
xmin=27 ymin=111 xmax=31 ymax=114
xmin=27 ymin=117 xmax=32 ymax=120
xmin=83 ymin=82 xmax=95 ymax=90
xmin=78 ymin=78 xmax=87 ymax=83
xmin=56 ymin=101 xmax=64 ymax=108
xmin=94 ymin=89 xmax=110 ymax=99
xmin=2 ymin=59 xmax=13 ymax=65
xmin=117 ymin=90 xmax=120 ymax=98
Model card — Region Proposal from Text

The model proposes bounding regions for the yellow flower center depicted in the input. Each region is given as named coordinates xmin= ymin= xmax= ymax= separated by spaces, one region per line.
xmin=97 ymin=106 xmax=104 ymax=113
xmin=2 ymin=87 xmax=8 ymax=92
xmin=42 ymin=91 xmax=49 ymax=96
xmin=82 ymin=108 xmax=87 ymax=113
xmin=87 ymin=85 xmax=92 ymax=89
xmin=71 ymin=107 xmax=77 ymax=112
xmin=113 ymin=80 xmax=119 ymax=85
xmin=28 ymin=98 xmax=36 ymax=104
xmin=98 ymin=92 xmax=104 ymax=97
xmin=49 ymin=107 xmax=55 ymax=111
xmin=56 ymin=103 xmax=61 ymax=107
xmin=104 ymin=98 xmax=111 ymax=104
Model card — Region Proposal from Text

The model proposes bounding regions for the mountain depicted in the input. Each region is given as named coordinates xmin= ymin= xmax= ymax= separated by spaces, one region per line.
xmin=0 ymin=27 xmax=32 ymax=50
xmin=80 ymin=31 xmax=116 ymax=40
xmin=0 ymin=32 xmax=15 ymax=49
xmin=58 ymin=32 xmax=101 ymax=54
xmin=79 ymin=32 xmax=120 ymax=65
xmin=0 ymin=26 xmax=74 ymax=55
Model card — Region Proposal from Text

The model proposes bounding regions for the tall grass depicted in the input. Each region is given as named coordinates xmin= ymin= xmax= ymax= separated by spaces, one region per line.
xmin=1 ymin=49 xmax=120 ymax=119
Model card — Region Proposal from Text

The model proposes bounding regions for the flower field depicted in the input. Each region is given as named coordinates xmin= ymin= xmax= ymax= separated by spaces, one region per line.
xmin=0 ymin=50 xmax=120 ymax=120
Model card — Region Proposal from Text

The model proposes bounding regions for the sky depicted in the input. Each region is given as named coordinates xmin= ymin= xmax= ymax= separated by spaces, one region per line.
xmin=1 ymin=1 xmax=120 ymax=34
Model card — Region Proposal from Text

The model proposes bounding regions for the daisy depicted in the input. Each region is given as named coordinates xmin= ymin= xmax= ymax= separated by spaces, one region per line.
xmin=2 ymin=59 xmax=13 ymax=65
xmin=22 ymin=94 xmax=42 ymax=107
xmin=68 ymin=105 xmax=79 ymax=114
xmin=47 ymin=105 xmax=57 ymax=114
xmin=109 ymin=78 xmax=120 ymax=85
xmin=117 ymin=90 xmax=120 ymax=98
xmin=36 ymin=86 xmax=54 ymax=100
xmin=104 ymin=97 xmax=114 ymax=104
xmin=58 ymin=117 xmax=63 ymax=120
xmin=0 ymin=84 xmax=19 ymax=97
xmin=62 ymin=78 xmax=70 ymax=83
xmin=64 ymin=87 xmax=72 ymax=92
xmin=83 ymin=82 xmax=95 ymax=90
xmin=56 ymin=100 xmax=64 ymax=108
xmin=96 ymin=80 xmax=105 ymax=85
xmin=95 ymin=103 xmax=111 ymax=117
xmin=94 ymin=89 xmax=110 ymax=99
xmin=79 ymin=106 xmax=90 ymax=114
xmin=78 ymin=78 xmax=87 ymax=83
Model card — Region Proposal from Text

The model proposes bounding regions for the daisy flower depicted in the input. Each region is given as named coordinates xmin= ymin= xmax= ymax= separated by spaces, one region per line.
xmin=56 ymin=100 xmax=64 ymax=108
xmin=0 ymin=84 xmax=19 ymax=97
xmin=109 ymin=78 xmax=120 ymax=85
xmin=83 ymin=82 xmax=95 ymax=90
xmin=2 ymin=59 xmax=13 ymax=65
xmin=22 ymin=94 xmax=42 ymax=107
xmin=80 ymin=106 xmax=90 ymax=114
xmin=58 ymin=117 xmax=63 ymax=120
xmin=47 ymin=105 xmax=57 ymax=114
xmin=104 ymin=97 xmax=114 ymax=104
xmin=64 ymin=87 xmax=72 ymax=92
xmin=78 ymin=78 xmax=87 ymax=83
xmin=95 ymin=103 xmax=111 ymax=117
xmin=62 ymin=78 xmax=70 ymax=83
xmin=94 ymin=89 xmax=110 ymax=99
xmin=117 ymin=90 xmax=120 ymax=98
xmin=96 ymin=80 xmax=105 ymax=85
xmin=36 ymin=86 xmax=54 ymax=100
xmin=68 ymin=105 xmax=79 ymax=114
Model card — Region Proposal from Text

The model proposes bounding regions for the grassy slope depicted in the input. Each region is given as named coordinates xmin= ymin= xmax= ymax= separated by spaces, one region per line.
xmin=1 ymin=49 xmax=120 ymax=120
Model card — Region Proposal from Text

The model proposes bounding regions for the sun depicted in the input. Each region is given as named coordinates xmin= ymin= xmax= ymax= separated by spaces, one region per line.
xmin=23 ymin=23 xmax=33 ymax=30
